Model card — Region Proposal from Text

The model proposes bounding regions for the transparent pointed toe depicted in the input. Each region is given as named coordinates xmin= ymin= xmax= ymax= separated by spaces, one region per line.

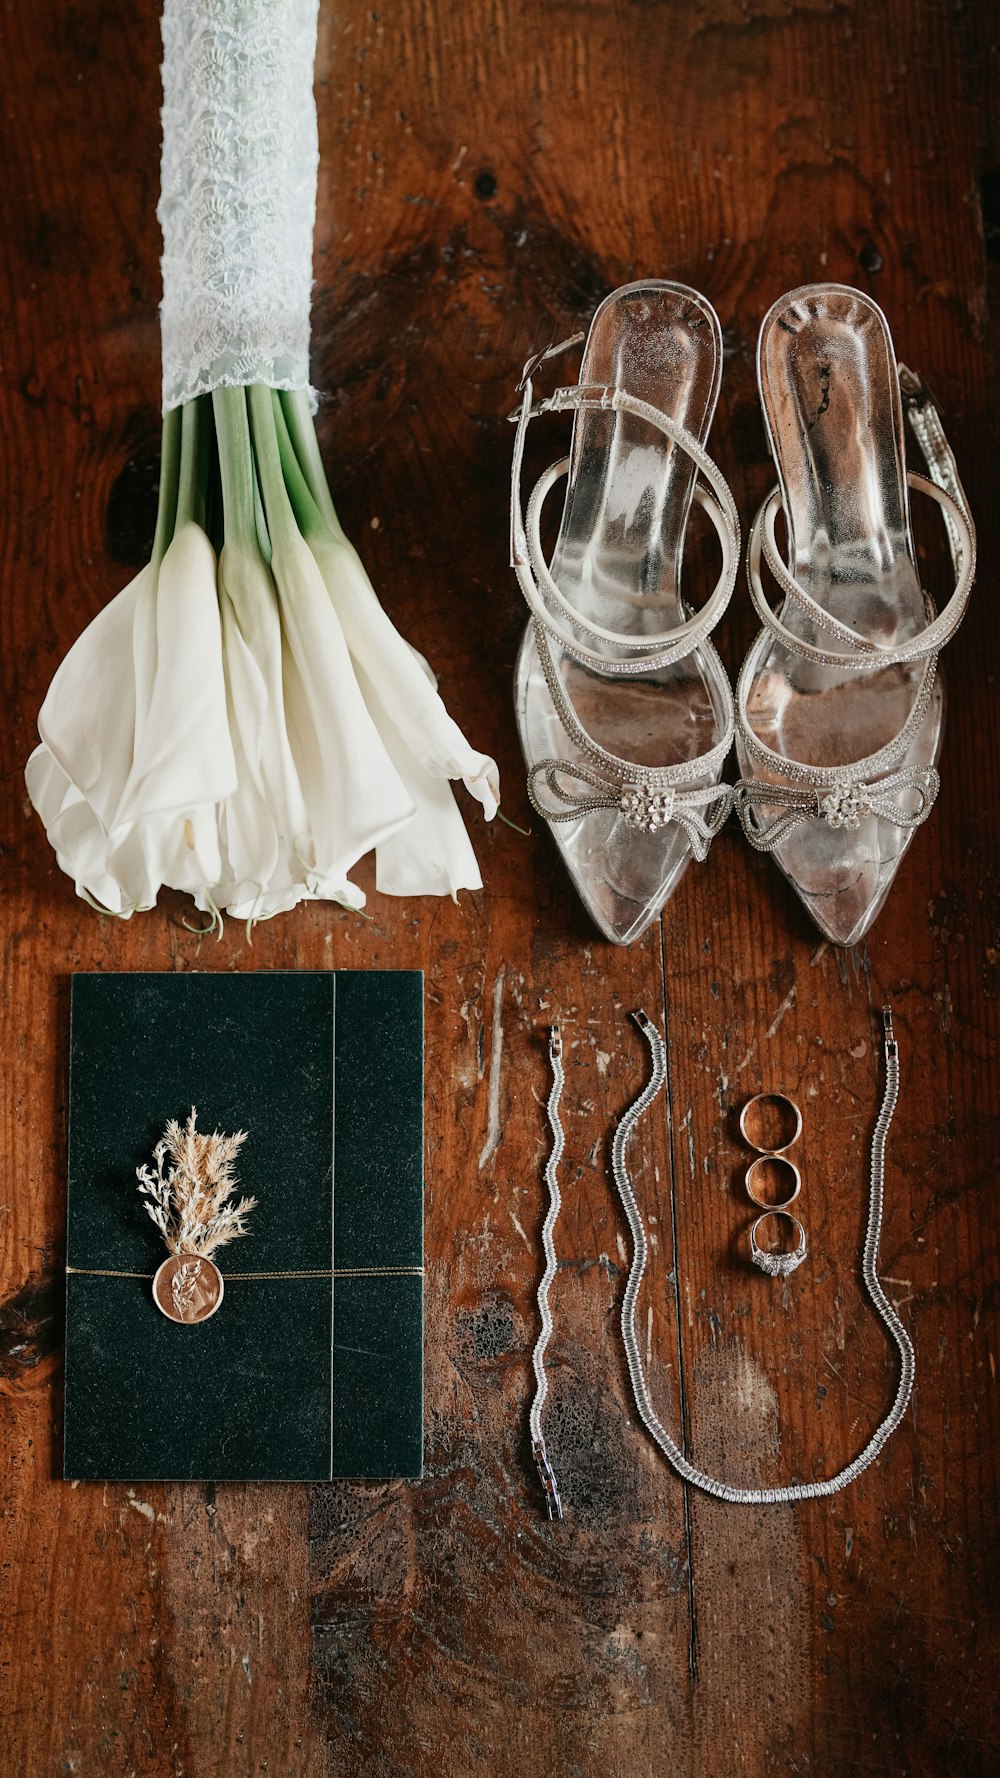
xmin=739 ymin=775 xmax=941 ymax=949
xmin=736 ymin=635 xmax=945 ymax=945
xmin=516 ymin=627 xmax=732 ymax=944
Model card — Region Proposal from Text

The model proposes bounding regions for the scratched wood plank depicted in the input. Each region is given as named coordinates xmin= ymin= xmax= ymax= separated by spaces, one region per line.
xmin=0 ymin=1 xmax=997 ymax=1775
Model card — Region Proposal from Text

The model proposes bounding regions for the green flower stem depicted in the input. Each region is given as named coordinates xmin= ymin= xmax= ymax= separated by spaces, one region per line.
xmin=247 ymin=383 xmax=299 ymax=553
xmin=279 ymin=388 xmax=343 ymax=537
xmin=152 ymin=406 xmax=183 ymax=567
xmin=251 ymin=443 xmax=272 ymax=565
xmin=213 ymin=387 xmax=258 ymax=553
xmin=271 ymin=392 xmax=326 ymax=541
xmin=174 ymin=396 xmax=212 ymax=531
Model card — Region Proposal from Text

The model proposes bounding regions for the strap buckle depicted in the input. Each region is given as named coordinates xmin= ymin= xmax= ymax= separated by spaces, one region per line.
xmin=508 ymin=331 xmax=587 ymax=421
xmin=898 ymin=362 xmax=944 ymax=417
xmin=515 ymin=330 xmax=586 ymax=394
xmin=532 ymin=1438 xmax=564 ymax=1521
xmin=508 ymin=381 xmax=617 ymax=424
xmin=546 ymin=382 xmax=616 ymax=413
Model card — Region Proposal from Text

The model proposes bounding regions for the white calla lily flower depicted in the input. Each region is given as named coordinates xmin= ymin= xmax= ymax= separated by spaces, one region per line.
xmin=27 ymin=410 xmax=237 ymax=920
xmin=355 ymin=659 xmax=487 ymax=898
xmin=277 ymin=389 xmax=501 ymax=850
xmin=27 ymin=386 xmax=502 ymax=929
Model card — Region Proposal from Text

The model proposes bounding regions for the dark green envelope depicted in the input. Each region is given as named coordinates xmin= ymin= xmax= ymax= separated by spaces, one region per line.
xmin=63 ymin=970 xmax=424 ymax=1481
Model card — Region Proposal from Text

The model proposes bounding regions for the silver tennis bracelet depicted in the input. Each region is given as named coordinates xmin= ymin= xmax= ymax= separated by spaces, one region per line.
xmin=530 ymin=1005 xmax=914 ymax=1510
xmin=529 ymin=1026 xmax=565 ymax=1520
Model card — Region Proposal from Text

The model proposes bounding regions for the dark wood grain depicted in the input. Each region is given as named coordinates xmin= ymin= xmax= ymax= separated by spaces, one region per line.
xmin=0 ymin=2 xmax=997 ymax=1773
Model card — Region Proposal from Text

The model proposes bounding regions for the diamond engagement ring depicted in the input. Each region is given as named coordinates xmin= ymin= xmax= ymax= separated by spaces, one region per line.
xmin=749 ymin=1209 xmax=808 ymax=1277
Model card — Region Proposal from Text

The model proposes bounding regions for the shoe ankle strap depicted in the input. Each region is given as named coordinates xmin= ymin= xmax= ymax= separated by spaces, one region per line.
xmin=898 ymin=365 xmax=971 ymax=573
xmin=745 ymin=368 xmax=976 ymax=672
xmin=509 ymin=336 xmax=741 ymax=674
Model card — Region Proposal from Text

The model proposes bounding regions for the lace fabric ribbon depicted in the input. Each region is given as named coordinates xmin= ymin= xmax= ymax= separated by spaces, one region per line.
xmin=159 ymin=0 xmax=320 ymax=411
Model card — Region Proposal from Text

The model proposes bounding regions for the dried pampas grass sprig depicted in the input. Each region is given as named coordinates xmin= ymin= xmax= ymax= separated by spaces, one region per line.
xmin=137 ymin=1107 xmax=257 ymax=1258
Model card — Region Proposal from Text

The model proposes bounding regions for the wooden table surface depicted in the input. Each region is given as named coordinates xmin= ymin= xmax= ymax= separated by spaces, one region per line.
xmin=1 ymin=3 xmax=997 ymax=1773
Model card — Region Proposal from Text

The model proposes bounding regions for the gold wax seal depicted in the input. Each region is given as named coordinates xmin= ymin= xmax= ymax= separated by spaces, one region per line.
xmin=152 ymin=1252 xmax=225 ymax=1324
xmin=137 ymin=1109 xmax=257 ymax=1325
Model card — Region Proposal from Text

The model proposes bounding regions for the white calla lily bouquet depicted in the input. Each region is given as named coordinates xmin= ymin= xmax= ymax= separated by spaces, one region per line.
xmin=27 ymin=0 xmax=499 ymax=930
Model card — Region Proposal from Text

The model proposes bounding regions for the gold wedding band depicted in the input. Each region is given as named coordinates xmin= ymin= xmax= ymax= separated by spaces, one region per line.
xmin=739 ymin=1091 xmax=802 ymax=1155
xmin=745 ymin=1153 xmax=801 ymax=1210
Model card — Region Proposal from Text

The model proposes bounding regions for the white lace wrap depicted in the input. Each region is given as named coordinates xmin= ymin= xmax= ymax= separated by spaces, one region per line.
xmin=158 ymin=0 xmax=319 ymax=411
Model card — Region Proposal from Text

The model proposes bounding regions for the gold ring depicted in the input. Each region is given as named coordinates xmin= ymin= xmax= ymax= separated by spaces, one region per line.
xmin=739 ymin=1092 xmax=802 ymax=1155
xmin=745 ymin=1153 xmax=801 ymax=1210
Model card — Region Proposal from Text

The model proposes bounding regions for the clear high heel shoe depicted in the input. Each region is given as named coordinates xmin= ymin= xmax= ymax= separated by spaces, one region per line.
xmin=733 ymin=285 xmax=976 ymax=945
xmin=509 ymin=281 xmax=740 ymax=945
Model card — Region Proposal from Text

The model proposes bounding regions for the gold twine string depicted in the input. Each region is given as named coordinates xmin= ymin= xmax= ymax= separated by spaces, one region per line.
xmin=65 ymin=1265 xmax=424 ymax=1280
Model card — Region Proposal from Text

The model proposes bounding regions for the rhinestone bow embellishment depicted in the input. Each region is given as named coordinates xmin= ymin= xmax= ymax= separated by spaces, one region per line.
xmin=526 ymin=758 xmax=733 ymax=860
xmin=819 ymin=781 xmax=869 ymax=830
xmin=735 ymin=765 xmax=941 ymax=852
xmin=619 ymin=784 xmax=676 ymax=832
xmin=750 ymin=1242 xmax=807 ymax=1278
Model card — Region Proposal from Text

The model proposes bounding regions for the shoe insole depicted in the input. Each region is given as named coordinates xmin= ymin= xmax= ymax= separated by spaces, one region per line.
xmin=757 ymin=284 xmax=923 ymax=649
xmin=549 ymin=280 xmax=723 ymax=655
